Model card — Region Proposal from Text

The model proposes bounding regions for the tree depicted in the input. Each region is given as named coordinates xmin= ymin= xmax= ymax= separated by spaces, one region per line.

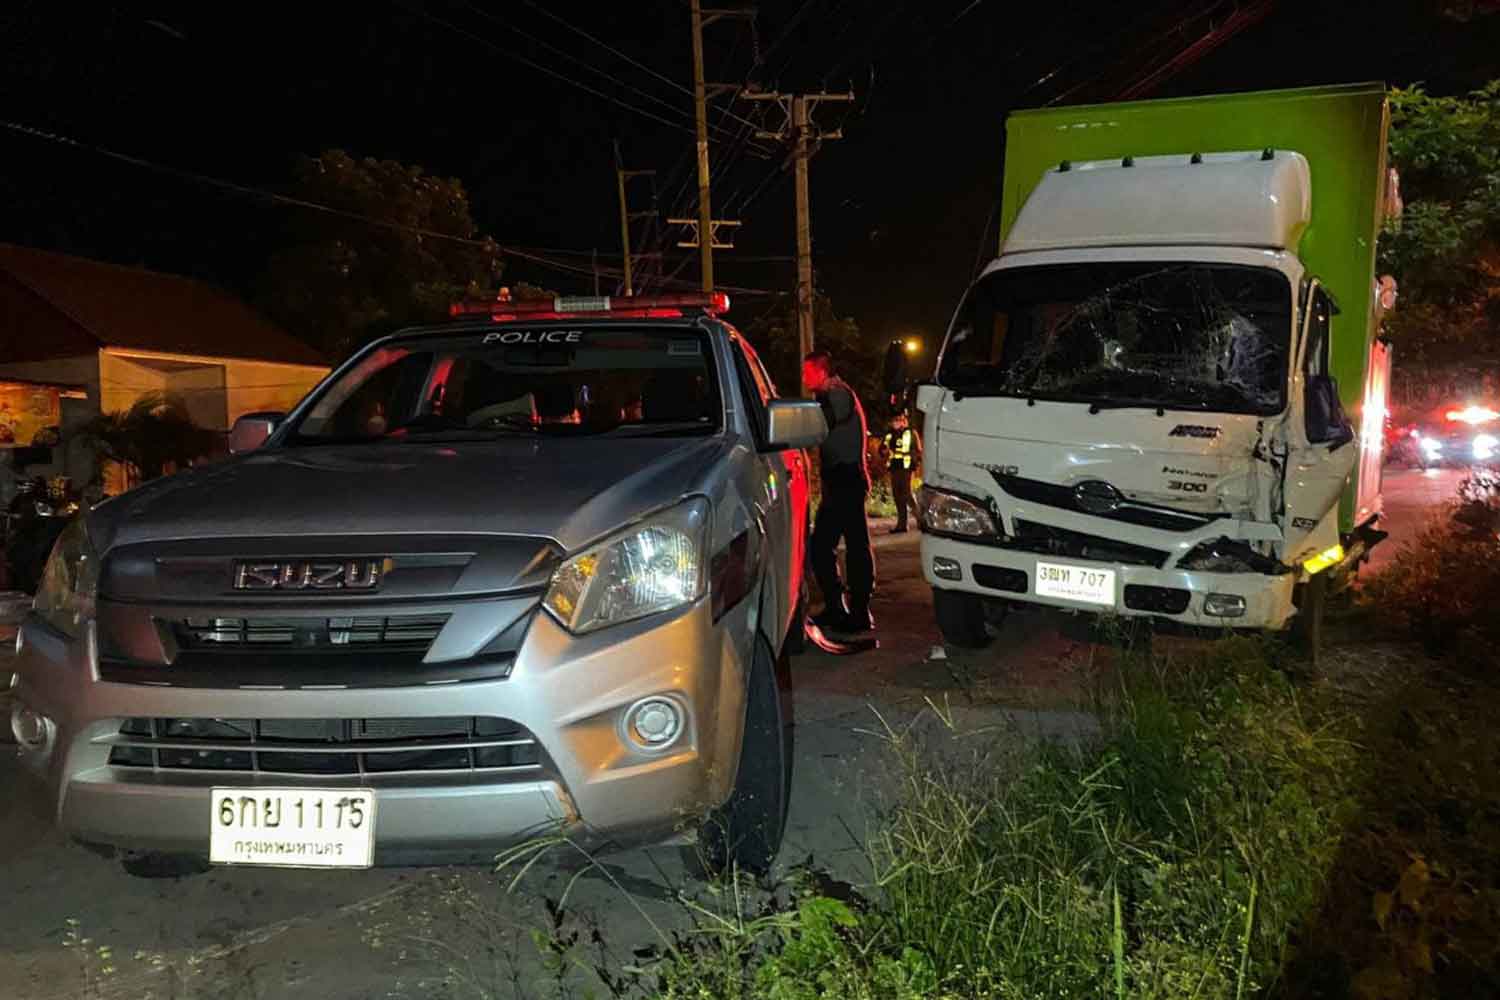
xmin=80 ymin=393 xmax=219 ymax=488
xmin=1380 ymin=82 xmax=1500 ymax=365
xmin=743 ymin=294 xmax=886 ymax=413
xmin=258 ymin=150 xmax=503 ymax=358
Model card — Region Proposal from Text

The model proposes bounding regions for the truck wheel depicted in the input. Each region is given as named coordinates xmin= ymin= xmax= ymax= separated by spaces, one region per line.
xmin=1291 ymin=572 xmax=1328 ymax=668
xmin=933 ymin=588 xmax=992 ymax=649
xmin=701 ymin=638 xmax=789 ymax=877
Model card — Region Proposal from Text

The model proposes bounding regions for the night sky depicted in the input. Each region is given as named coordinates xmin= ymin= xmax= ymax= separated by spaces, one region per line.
xmin=3 ymin=1 xmax=1498 ymax=355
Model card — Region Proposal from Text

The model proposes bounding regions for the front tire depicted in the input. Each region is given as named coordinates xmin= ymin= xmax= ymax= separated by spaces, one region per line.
xmin=701 ymin=638 xmax=789 ymax=877
xmin=933 ymin=587 xmax=992 ymax=649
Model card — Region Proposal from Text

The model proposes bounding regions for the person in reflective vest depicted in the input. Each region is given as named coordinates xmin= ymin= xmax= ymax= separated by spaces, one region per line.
xmin=880 ymin=411 xmax=922 ymax=534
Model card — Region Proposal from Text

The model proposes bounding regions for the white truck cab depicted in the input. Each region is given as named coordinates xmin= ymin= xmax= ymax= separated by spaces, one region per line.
xmin=915 ymin=138 xmax=1394 ymax=649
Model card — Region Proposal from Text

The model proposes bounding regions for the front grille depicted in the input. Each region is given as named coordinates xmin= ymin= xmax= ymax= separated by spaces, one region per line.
xmin=1004 ymin=520 xmax=1169 ymax=568
xmin=174 ymin=614 xmax=448 ymax=650
xmin=972 ymin=565 xmax=1028 ymax=593
xmin=993 ymin=474 xmax=1214 ymax=532
xmin=1123 ymin=585 xmax=1192 ymax=614
xmin=107 ymin=716 xmax=541 ymax=776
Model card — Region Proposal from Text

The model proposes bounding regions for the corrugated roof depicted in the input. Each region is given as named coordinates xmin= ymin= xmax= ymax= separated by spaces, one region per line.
xmin=0 ymin=243 xmax=326 ymax=366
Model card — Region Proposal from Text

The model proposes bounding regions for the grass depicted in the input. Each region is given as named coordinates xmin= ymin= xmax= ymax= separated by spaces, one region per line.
xmin=446 ymin=634 xmax=1357 ymax=999
xmin=371 ymin=475 xmax=1500 ymax=998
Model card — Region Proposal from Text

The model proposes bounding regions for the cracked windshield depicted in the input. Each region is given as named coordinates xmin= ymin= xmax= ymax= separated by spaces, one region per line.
xmin=940 ymin=262 xmax=1292 ymax=413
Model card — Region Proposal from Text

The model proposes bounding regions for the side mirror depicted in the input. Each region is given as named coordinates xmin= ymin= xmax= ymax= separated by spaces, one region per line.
xmin=765 ymin=399 xmax=827 ymax=451
xmin=228 ymin=412 xmax=284 ymax=454
xmin=883 ymin=341 xmax=910 ymax=398
xmin=1304 ymin=376 xmax=1352 ymax=447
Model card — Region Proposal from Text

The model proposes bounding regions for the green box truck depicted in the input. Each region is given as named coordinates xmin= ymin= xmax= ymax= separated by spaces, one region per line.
xmin=913 ymin=83 xmax=1398 ymax=651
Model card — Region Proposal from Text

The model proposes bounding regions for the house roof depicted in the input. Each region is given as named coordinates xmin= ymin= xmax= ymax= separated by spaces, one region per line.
xmin=0 ymin=243 xmax=326 ymax=367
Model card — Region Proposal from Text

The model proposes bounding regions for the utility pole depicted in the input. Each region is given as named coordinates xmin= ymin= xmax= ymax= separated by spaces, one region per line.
xmin=614 ymin=140 xmax=656 ymax=297
xmin=689 ymin=0 xmax=714 ymax=292
xmin=742 ymin=88 xmax=853 ymax=387
xmin=688 ymin=2 xmax=755 ymax=292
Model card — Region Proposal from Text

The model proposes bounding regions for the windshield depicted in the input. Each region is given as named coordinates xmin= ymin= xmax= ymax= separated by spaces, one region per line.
xmin=938 ymin=262 xmax=1292 ymax=415
xmin=287 ymin=326 xmax=721 ymax=445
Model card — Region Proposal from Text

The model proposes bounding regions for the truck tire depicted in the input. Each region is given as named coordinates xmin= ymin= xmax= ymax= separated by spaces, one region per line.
xmin=701 ymin=637 xmax=789 ymax=877
xmin=933 ymin=588 xmax=992 ymax=649
xmin=1291 ymin=571 xmax=1328 ymax=668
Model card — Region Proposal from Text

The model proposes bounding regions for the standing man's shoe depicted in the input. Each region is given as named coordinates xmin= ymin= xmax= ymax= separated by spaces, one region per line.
xmin=810 ymin=605 xmax=852 ymax=634
xmin=890 ymin=524 xmax=908 ymax=534
xmin=843 ymin=599 xmax=875 ymax=633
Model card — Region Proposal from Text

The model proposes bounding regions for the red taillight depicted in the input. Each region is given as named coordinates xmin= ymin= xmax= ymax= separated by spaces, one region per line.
xmin=1445 ymin=405 xmax=1500 ymax=425
xmin=449 ymin=292 xmax=729 ymax=320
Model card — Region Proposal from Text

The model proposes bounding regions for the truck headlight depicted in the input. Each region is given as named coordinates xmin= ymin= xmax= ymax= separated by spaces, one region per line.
xmin=544 ymin=499 xmax=709 ymax=634
xmin=915 ymin=486 xmax=997 ymax=539
xmin=1473 ymin=434 xmax=1497 ymax=461
xmin=34 ymin=518 xmax=100 ymax=639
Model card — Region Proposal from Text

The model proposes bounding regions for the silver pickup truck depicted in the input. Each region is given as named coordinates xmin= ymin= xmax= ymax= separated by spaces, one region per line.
xmin=10 ymin=293 xmax=825 ymax=875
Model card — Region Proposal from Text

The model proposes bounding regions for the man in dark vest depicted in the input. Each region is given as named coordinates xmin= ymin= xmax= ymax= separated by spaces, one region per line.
xmin=880 ymin=410 xmax=922 ymax=533
xmin=803 ymin=350 xmax=876 ymax=633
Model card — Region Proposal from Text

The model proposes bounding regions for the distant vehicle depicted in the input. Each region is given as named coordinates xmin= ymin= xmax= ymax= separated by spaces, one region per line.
xmin=10 ymin=292 xmax=825 ymax=875
xmin=904 ymin=84 xmax=1397 ymax=658
xmin=1405 ymin=403 xmax=1500 ymax=469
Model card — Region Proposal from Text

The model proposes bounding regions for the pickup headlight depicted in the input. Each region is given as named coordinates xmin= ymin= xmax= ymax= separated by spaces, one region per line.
xmin=915 ymin=486 xmax=997 ymax=538
xmin=34 ymin=518 xmax=100 ymax=638
xmin=544 ymin=499 xmax=710 ymax=634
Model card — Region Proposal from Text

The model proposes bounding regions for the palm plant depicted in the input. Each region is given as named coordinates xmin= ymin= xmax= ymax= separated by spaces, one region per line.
xmin=80 ymin=392 xmax=220 ymax=487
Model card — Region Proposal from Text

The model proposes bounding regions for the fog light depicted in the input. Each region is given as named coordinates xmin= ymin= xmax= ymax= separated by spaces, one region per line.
xmin=10 ymin=702 xmax=54 ymax=753
xmin=931 ymin=556 xmax=963 ymax=581
xmin=626 ymin=697 xmax=683 ymax=750
xmin=1204 ymin=593 xmax=1247 ymax=619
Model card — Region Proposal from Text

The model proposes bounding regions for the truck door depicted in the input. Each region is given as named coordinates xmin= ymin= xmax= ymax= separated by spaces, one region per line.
xmin=1282 ymin=281 xmax=1358 ymax=562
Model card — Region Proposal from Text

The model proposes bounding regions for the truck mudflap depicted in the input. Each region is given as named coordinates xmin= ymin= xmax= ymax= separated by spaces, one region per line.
xmin=920 ymin=534 xmax=1299 ymax=630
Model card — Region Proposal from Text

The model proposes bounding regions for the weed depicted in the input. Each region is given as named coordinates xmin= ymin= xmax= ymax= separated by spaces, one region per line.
xmin=475 ymin=634 xmax=1355 ymax=999
xmin=1358 ymin=472 xmax=1500 ymax=661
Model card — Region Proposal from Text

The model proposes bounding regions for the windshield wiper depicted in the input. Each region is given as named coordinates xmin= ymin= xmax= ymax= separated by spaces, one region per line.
xmin=610 ymin=420 xmax=714 ymax=437
xmin=1086 ymin=399 xmax=1169 ymax=415
xmin=462 ymin=411 xmax=542 ymax=433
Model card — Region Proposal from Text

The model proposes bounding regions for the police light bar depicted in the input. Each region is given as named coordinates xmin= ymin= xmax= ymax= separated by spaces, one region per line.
xmin=1444 ymin=404 xmax=1500 ymax=425
xmin=449 ymin=292 xmax=730 ymax=320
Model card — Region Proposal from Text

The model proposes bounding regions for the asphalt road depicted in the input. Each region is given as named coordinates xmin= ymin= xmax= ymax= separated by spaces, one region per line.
xmin=0 ymin=470 xmax=1463 ymax=1000
xmin=1366 ymin=466 xmax=1467 ymax=572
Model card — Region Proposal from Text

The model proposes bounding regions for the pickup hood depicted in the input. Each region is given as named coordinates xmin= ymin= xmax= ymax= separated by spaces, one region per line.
xmin=931 ymin=396 xmax=1269 ymax=516
xmin=90 ymin=435 xmax=731 ymax=556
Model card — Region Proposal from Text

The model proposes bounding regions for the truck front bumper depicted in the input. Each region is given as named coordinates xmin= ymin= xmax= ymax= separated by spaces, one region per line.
xmin=921 ymin=534 xmax=1296 ymax=630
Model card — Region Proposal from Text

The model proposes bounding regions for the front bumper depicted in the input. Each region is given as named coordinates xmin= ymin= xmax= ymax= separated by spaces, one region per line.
xmin=921 ymin=534 xmax=1296 ymax=629
xmin=9 ymin=596 xmax=751 ymax=862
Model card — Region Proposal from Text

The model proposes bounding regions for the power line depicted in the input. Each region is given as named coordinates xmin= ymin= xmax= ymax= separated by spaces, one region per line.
xmin=390 ymin=1 xmax=699 ymax=138
xmin=450 ymin=0 xmax=770 ymax=151
xmin=511 ymin=0 xmax=768 ymax=136
xmin=0 ymin=119 xmax=655 ymax=285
